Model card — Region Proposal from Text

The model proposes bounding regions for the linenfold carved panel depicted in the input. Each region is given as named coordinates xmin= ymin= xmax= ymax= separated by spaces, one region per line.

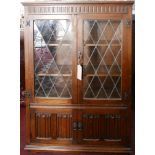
xmin=82 ymin=113 xmax=128 ymax=142
xmin=30 ymin=112 xmax=73 ymax=141
xmin=35 ymin=112 xmax=52 ymax=139
xmin=57 ymin=113 xmax=73 ymax=139
xmin=26 ymin=5 xmax=128 ymax=15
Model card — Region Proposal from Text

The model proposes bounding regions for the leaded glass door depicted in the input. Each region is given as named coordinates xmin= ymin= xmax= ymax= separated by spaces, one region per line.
xmin=78 ymin=15 xmax=131 ymax=105
xmin=28 ymin=15 xmax=77 ymax=104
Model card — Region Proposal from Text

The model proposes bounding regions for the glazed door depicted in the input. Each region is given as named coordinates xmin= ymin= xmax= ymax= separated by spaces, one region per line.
xmin=27 ymin=15 xmax=77 ymax=105
xmin=77 ymin=14 xmax=132 ymax=105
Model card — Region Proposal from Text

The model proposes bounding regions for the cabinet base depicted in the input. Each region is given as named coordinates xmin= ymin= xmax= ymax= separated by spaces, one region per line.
xmin=25 ymin=144 xmax=132 ymax=153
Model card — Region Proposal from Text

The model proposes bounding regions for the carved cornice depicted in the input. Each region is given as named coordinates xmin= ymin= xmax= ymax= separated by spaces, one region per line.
xmin=25 ymin=5 xmax=128 ymax=15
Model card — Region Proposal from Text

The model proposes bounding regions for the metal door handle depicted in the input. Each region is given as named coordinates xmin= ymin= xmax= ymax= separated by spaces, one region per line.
xmin=24 ymin=90 xmax=32 ymax=98
xmin=73 ymin=122 xmax=83 ymax=130
xmin=77 ymin=122 xmax=83 ymax=130
xmin=73 ymin=122 xmax=78 ymax=130
xmin=78 ymin=51 xmax=82 ymax=65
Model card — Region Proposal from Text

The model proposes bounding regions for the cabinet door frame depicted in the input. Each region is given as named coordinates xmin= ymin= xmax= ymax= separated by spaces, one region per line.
xmin=29 ymin=107 xmax=79 ymax=144
xmin=77 ymin=13 xmax=132 ymax=106
xmin=77 ymin=107 xmax=130 ymax=146
xmin=25 ymin=15 xmax=78 ymax=105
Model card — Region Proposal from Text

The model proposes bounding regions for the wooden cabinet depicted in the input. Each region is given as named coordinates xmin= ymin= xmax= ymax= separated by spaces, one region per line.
xmin=22 ymin=0 xmax=134 ymax=154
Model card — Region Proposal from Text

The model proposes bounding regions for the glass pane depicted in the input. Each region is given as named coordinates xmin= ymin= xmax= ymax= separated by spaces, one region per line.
xmin=83 ymin=20 xmax=122 ymax=99
xmin=34 ymin=20 xmax=72 ymax=98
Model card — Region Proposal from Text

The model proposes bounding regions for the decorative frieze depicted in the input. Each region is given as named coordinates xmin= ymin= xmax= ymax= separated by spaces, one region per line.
xmin=26 ymin=5 xmax=128 ymax=15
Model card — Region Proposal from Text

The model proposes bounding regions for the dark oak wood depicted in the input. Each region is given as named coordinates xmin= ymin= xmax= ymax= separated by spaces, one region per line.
xmin=20 ymin=30 xmax=25 ymax=90
xmin=30 ymin=108 xmax=74 ymax=144
xmin=23 ymin=0 xmax=134 ymax=154
xmin=25 ymin=144 xmax=132 ymax=153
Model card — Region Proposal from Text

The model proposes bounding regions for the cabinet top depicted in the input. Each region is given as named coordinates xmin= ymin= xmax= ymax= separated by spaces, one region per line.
xmin=22 ymin=0 xmax=134 ymax=6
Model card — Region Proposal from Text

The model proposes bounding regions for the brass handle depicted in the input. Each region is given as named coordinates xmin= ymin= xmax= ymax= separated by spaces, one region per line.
xmin=24 ymin=90 xmax=32 ymax=98
xmin=73 ymin=122 xmax=78 ymax=130
xmin=73 ymin=122 xmax=83 ymax=130
xmin=77 ymin=122 xmax=83 ymax=131
xmin=78 ymin=51 xmax=82 ymax=65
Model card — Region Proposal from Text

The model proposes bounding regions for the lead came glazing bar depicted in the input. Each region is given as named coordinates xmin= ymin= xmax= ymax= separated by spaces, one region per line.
xmin=33 ymin=19 xmax=72 ymax=98
xmin=83 ymin=19 xmax=122 ymax=99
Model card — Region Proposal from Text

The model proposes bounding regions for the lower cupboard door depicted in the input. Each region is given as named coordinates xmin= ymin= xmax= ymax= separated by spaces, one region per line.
xmin=29 ymin=108 xmax=76 ymax=144
xmin=79 ymin=109 xmax=131 ymax=146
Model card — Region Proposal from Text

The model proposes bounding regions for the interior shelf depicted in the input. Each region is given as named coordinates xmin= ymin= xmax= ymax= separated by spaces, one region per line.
xmin=36 ymin=73 xmax=120 ymax=77
xmin=84 ymin=43 xmax=121 ymax=47
xmin=84 ymin=40 xmax=121 ymax=46
xmin=83 ymin=65 xmax=121 ymax=77
xmin=36 ymin=73 xmax=72 ymax=77
xmin=34 ymin=41 xmax=71 ymax=48
xmin=85 ymin=73 xmax=121 ymax=77
xmin=35 ymin=44 xmax=71 ymax=48
xmin=48 ymin=43 xmax=70 ymax=46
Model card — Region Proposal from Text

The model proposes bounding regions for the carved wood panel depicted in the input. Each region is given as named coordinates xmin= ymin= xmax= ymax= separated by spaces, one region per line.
xmin=80 ymin=110 xmax=129 ymax=145
xmin=57 ymin=113 xmax=73 ymax=139
xmin=25 ymin=4 xmax=128 ymax=15
xmin=35 ymin=112 xmax=52 ymax=140
xmin=30 ymin=110 xmax=73 ymax=143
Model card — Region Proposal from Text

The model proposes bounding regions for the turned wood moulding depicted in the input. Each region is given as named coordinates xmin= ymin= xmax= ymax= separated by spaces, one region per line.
xmin=22 ymin=0 xmax=134 ymax=15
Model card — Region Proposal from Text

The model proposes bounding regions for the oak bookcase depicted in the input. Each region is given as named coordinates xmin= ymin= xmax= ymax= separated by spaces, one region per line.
xmin=22 ymin=0 xmax=134 ymax=154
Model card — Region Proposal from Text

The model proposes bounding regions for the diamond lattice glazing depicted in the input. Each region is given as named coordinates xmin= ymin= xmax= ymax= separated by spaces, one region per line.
xmin=83 ymin=20 xmax=122 ymax=99
xmin=34 ymin=20 xmax=72 ymax=98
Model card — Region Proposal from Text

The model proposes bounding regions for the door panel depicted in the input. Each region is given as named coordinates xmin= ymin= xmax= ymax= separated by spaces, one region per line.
xmin=83 ymin=19 xmax=122 ymax=99
xmin=28 ymin=15 xmax=77 ymax=105
xmin=30 ymin=107 xmax=76 ymax=144
xmin=77 ymin=14 xmax=132 ymax=105
xmin=34 ymin=19 xmax=72 ymax=98
xmin=78 ymin=108 xmax=130 ymax=146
